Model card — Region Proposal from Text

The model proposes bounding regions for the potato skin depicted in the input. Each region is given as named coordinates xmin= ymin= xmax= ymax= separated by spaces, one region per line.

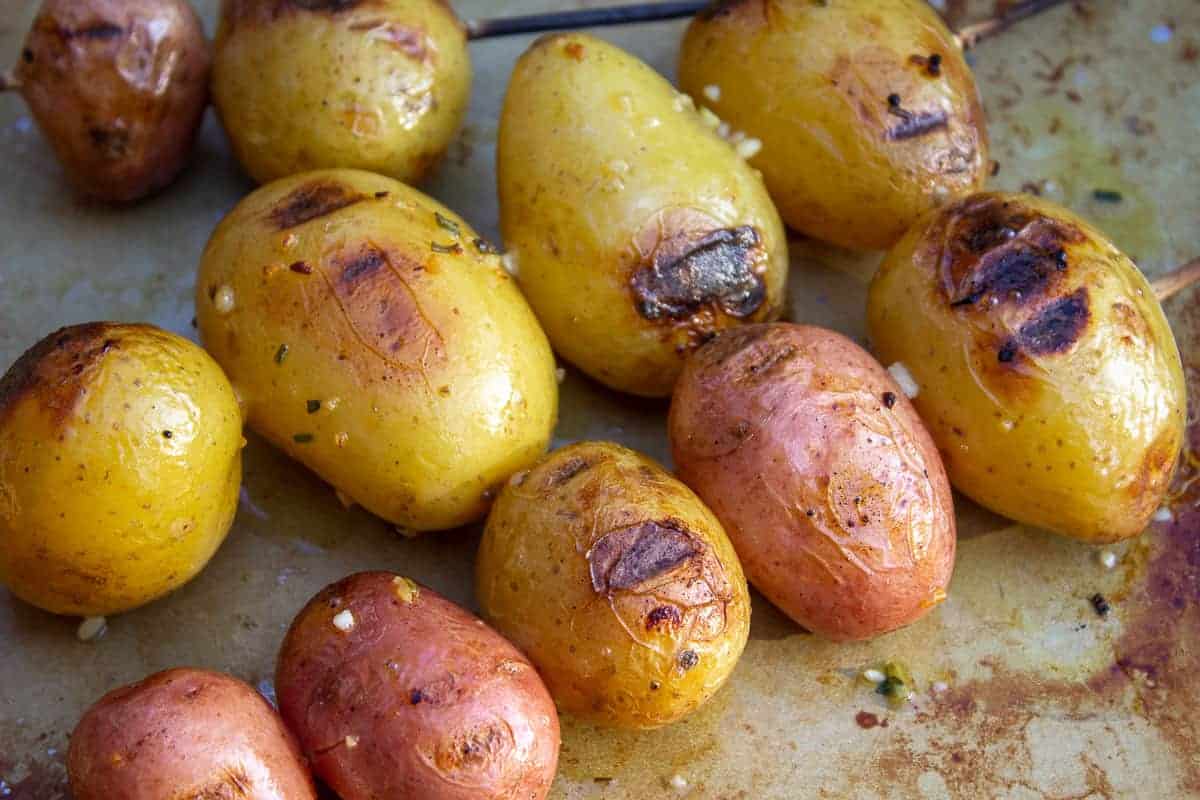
xmin=868 ymin=192 xmax=1187 ymax=543
xmin=276 ymin=572 xmax=560 ymax=800
xmin=0 ymin=323 xmax=242 ymax=616
xmin=498 ymin=33 xmax=788 ymax=398
xmin=476 ymin=442 xmax=751 ymax=728
xmin=678 ymin=0 xmax=989 ymax=251
xmin=195 ymin=169 xmax=557 ymax=532
xmin=14 ymin=0 xmax=210 ymax=203
xmin=69 ymin=668 xmax=317 ymax=800
xmin=669 ymin=324 xmax=956 ymax=642
xmin=213 ymin=0 xmax=470 ymax=185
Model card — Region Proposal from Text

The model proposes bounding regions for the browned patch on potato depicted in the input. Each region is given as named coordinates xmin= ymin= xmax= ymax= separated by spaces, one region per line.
xmin=0 ymin=323 xmax=118 ymax=426
xmin=57 ymin=22 xmax=127 ymax=41
xmin=645 ymin=604 xmax=683 ymax=631
xmin=268 ymin=181 xmax=364 ymax=230
xmin=997 ymin=288 xmax=1091 ymax=363
xmin=587 ymin=520 xmax=703 ymax=595
xmin=631 ymin=224 xmax=766 ymax=322
xmin=545 ymin=456 xmax=594 ymax=488
xmin=87 ymin=125 xmax=131 ymax=160
xmin=348 ymin=19 xmax=430 ymax=62
xmin=175 ymin=766 xmax=254 ymax=799
xmin=434 ymin=722 xmax=512 ymax=774
xmin=885 ymin=108 xmax=949 ymax=141
xmin=1127 ymin=425 xmax=1182 ymax=504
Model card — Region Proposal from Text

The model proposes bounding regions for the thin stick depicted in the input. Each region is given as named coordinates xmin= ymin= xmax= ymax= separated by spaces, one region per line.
xmin=1152 ymin=258 xmax=1200 ymax=302
xmin=467 ymin=1 xmax=707 ymax=39
xmin=955 ymin=0 xmax=1072 ymax=51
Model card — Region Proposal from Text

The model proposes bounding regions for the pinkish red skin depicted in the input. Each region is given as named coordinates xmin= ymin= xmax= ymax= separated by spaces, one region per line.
xmin=669 ymin=323 xmax=957 ymax=641
xmin=68 ymin=668 xmax=318 ymax=800
xmin=276 ymin=572 xmax=560 ymax=800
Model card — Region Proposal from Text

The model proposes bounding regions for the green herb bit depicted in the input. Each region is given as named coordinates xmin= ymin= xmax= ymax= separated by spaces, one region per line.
xmin=435 ymin=212 xmax=461 ymax=237
xmin=306 ymin=400 xmax=321 ymax=414
xmin=1093 ymin=189 xmax=1123 ymax=204
xmin=274 ymin=344 xmax=289 ymax=364
xmin=431 ymin=241 xmax=464 ymax=254
xmin=293 ymin=433 xmax=314 ymax=444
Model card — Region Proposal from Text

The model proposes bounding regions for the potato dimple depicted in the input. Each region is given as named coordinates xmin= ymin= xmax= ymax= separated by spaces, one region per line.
xmin=268 ymin=180 xmax=366 ymax=230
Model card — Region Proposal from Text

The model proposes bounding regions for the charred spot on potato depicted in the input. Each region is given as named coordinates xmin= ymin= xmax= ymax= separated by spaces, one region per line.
xmin=678 ymin=650 xmax=699 ymax=671
xmin=88 ymin=126 xmax=131 ymax=160
xmin=546 ymin=456 xmax=594 ymax=488
xmin=61 ymin=22 xmax=126 ymax=41
xmin=0 ymin=323 xmax=115 ymax=423
xmin=435 ymin=723 xmax=510 ymax=773
xmin=588 ymin=520 xmax=703 ymax=595
xmin=269 ymin=182 xmax=364 ymax=230
xmin=885 ymin=109 xmax=949 ymax=141
xmin=338 ymin=246 xmax=388 ymax=286
xmin=631 ymin=225 xmax=766 ymax=321
xmin=645 ymin=605 xmax=683 ymax=631
xmin=1013 ymin=288 xmax=1090 ymax=356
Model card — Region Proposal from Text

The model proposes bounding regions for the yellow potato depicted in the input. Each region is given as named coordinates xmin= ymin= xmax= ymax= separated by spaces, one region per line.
xmin=0 ymin=323 xmax=242 ymax=616
xmin=212 ymin=0 xmax=470 ymax=185
xmin=476 ymin=441 xmax=751 ymax=729
xmin=498 ymin=33 xmax=788 ymax=398
xmin=196 ymin=169 xmax=557 ymax=533
xmin=868 ymin=192 xmax=1186 ymax=543
xmin=679 ymin=0 xmax=989 ymax=251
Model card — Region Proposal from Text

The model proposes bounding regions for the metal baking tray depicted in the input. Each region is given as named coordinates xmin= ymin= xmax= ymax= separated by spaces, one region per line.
xmin=1 ymin=0 xmax=1197 ymax=796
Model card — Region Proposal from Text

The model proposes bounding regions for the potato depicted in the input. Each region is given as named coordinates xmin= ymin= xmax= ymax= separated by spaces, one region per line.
xmin=497 ymin=33 xmax=788 ymax=398
xmin=213 ymin=0 xmax=470 ymax=185
xmin=11 ymin=0 xmax=210 ymax=203
xmin=868 ymin=192 xmax=1187 ymax=543
xmin=476 ymin=441 xmax=751 ymax=728
xmin=669 ymin=323 xmax=956 ymax=642
xmin=0 ymin=323 xmax=242 ymax=616
xmin=276 ymin=572 xmax=560 ymax=800
xmin=678 ymin=0 xmax=989 ymax=251
xmin=195 ymin=169 xmax=557 ymax=532
xmin=69 ymin=668 xmax=317 ymax=800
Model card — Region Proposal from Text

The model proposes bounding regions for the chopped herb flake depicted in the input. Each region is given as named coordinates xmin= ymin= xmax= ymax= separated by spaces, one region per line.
xmin=274 ymin=344 xmax=289 ymax=364
xmin=374 ymin=191 xmax=389 ymax=199
xmin=1093 ymin=189 xmax=1123 ymax=204
xmin=1090 ymin=593 xmax=1111 ymax=617
xmin=431 ymin=241 xmax=463 ymax=254
xmin=293 ymin=433 xmax=314 ymax=444
xmin=435 ymin=212 xmax=461 ymax=237
xmin=306 ymin=400 xmax=321 ymax=414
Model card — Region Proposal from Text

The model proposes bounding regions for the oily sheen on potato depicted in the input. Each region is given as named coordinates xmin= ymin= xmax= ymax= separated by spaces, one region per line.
xmin=276 ymin=572 xmax=560 ymax=800
xmin=498 ymin=33 xmax=788 ymax=397
xmin=868 ymin=192 xmax=1187 ymax=543
xmin=477 ymin=442 xmax=751 ymax=728
xmin=195 ymin=169 xmax=557 ymax=533
xmin=213 ymin=0 xmax=470 ymax=185
xmin=678 ymin=0 xmax=989 ymax=251
xmin=669 ymin=324 xmax=956 ymax=642
xmin=69 ymin=668 xmax=317 ymax=800
xmin=0 ymin=323 xmax=242 ymax=616
xmin=13 ymin=0 xmax=211 ymax=202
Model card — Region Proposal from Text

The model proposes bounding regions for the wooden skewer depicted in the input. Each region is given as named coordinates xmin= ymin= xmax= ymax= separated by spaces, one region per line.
xmin=1152 ymin=258 xmax=1200 ymax=302
xmin=466 ymin=0 xmax=1071 ymax=43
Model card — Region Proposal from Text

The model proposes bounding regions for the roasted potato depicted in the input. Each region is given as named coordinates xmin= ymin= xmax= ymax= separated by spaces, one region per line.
xmin=498 ymin=33 xmax=788 ymax=398
xmin=195 ymin=169 xmax=557 ymax=532
xmin=69 ymin=668 xmax=317 ymax=800
xmin=0 ymin=323 xmax=242 ymax=616
xmin=476 ymin=441 xmax=751 ymax=728
xmin=213 ymin=0 xmax=470 ymax=185
xmin=669 ymin=323 xmax=956 ymax=641
xmin=678 ymin=0 xmax=989 ymax=251
xmin=868 ymin=192 xmax=1187 ymax=543
xmin=12 ymin=0 xmax=210 ymax=203
xmin=276 ymin=572 xmax=560 ymax=800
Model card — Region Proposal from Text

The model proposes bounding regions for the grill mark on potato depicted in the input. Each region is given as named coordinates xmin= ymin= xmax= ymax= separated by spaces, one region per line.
xmin=59 ymin=22 xmax=126 ymax=41
xmin=545 ymin=456 xmax=593 ymax=488
xmin=632 ymin=226 xmax=766 ymax=321
xmin=338 ymin=246 xmax=387 ymax=286
xmin=999 ymin=288 xmax=1091 ymax=362
xmin=645 ymin=604 xmax=683 ymax=631
xmin=0 ymin=323 xmax=117 ymax=426
xmin=269 ymin=181 xmax=365 ymax=230
xmin=588 ymin=520 xmax=702 ymax=595
xmin=885 ymin=109 xmax=949 ymax=141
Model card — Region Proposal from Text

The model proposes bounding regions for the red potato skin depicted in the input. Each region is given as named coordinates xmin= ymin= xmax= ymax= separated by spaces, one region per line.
xmin=68 ymin=668 xmax=318 ymax=800
xmin=669 ymin=323 xmax=956 ymax=641
xmin=15 ymin=0 xmax=211 ymax=203
xmin=276 ymin=572 xmax=560 ymax=800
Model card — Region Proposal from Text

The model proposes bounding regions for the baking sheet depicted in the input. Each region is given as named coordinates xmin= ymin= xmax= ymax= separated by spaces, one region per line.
xmin=1 ymin=0 xmax=1199 ymax=797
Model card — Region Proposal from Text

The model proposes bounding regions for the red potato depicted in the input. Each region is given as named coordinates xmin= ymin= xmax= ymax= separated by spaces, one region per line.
xmin=669 ymin=323 xmax=956 ymax=641
xmin=68 ymin=668 xmax=317 ymax=800
xmin=276 ymin=572 xmax=560 ymax=800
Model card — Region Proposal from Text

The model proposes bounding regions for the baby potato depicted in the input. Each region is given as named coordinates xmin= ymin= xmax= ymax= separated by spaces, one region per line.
xmin=868 ymin=192 xmax=1187 ymax=543
xmin=69 ymin=668 xmax=317 ymax=800
xmin=669 ymin=324 xmax=956 ymax=641
xmin=678 ymin=0 xmax=989 ymax=251
xmin=476 ymin=441 xmax=751 ymax=728
xmin=498 ymin=33 xmax=788 ymax=398
xmin=196 ymin=169 xmax=557 ymax=533
xmin=213 ymin=0 xmax=470 ymax=185
xmin=0 ymin=323 xmax=242 ymax=617
xmin=276 ymin=572 xmax=560 ymax=800
xmin=12 ymin=0 xmax=211 ymax=203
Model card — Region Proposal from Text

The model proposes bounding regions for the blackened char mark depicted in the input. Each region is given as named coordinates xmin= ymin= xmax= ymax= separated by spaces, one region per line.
xmin=632 ymin=226 xmax=766 ymax=321
xmin=546 ymin=456 xmax=593 ymax=488
xmin=338 ymin=246 xmax=388 ymax=286
xmin=61 ymin=23 xmax=126 ymax=40
xmin=886 ymin=109 xmax=949 ymax=141
xmin=588 ymin=520 xmax=701 ymax=595
xmin=269 ymin=182 xmax=364 ymax=230
xmin=998 ymin=288 xmax=1091 ymax=363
